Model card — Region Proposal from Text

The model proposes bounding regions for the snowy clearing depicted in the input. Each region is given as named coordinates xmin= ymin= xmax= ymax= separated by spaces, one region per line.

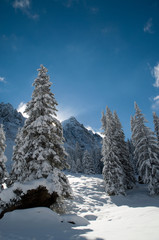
xmin=0 ymin=172 xmax=159 ymax=240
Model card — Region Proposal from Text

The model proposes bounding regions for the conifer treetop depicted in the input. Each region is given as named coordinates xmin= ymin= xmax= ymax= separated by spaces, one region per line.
xmin=25 ymin=64 xmax=58 ymax=119
xmin=12 ymin=65 xmax=69 ymax=182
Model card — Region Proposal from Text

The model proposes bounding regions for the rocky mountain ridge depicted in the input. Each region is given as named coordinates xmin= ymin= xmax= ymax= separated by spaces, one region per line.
xmin=63 ymin=116 xmax=102 ymax=173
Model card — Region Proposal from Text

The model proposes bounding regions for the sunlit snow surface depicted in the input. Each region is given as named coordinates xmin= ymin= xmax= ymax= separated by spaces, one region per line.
xmin=0 ymin=173 xmax=159 ymax=240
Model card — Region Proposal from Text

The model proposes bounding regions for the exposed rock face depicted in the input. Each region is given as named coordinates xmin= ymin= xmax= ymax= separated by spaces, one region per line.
xmin=63 ymin=117 xmax=102 ymax=150
xmin=0 ymin=186 xmax=58 ymax=219
xmin=62 ymin=117 xmax=102 ymax=173
xmin=0 ymin=103 xmax=25 ymax=171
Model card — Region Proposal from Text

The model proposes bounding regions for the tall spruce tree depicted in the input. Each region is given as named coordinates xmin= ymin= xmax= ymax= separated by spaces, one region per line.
xmin=82 ymin=150 xmax=95 ymax=174
xmin=12 ymin=128 xmax=26 ymax=182
xmin=153 ymin=112 xmax=159 ymax=145
xmin=131 ymin=102 xmax=159 ymax=195
xmin=101 ymin=107 xmax=125 ymax=195
xmin=0 ymin=124 xmax=8 ymax=189
xmin=12 ymin=65 xmax=71 ymax=198
xmin=75 ymin=142 xmax=83 ymax=173
xmin=113 ymin=111 xmax=135 ymax=189
xmin=127 ymin=139 xmax=138 ymax=174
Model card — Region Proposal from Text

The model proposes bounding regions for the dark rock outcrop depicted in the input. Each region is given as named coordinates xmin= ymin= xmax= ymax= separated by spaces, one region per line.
xmin=0 ymin=186 xmax=58 ymax=219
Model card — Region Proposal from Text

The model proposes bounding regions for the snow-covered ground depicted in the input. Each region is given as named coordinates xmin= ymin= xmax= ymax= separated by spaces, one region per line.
xmin=0 ymin=172 xmax=159 ymax=240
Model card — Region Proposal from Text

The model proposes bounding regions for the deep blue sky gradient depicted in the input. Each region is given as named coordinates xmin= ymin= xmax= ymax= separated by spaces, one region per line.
xmin=1 ymin=0 xmax=159 ymax=138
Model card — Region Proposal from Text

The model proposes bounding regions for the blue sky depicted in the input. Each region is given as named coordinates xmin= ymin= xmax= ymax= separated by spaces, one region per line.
xmin=1 ymin=0 xmax=159 ymax=138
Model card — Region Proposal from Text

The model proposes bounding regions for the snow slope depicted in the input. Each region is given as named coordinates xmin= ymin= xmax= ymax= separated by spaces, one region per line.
xmin=66 ymin=173 xmax=159 ymax=240
xmin=0 ymin=173 xmax=159 ymax=240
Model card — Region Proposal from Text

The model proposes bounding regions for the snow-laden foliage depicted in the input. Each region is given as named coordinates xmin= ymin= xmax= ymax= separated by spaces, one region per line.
xmin=153 ymin=111 xmax=159 ymax=145
xmin=113 ymin=111 xmax=135 ymax=189
xmin=127 ymin=139 xmax=138 ymax=174
xmin=11 ymin=128 xmax=26 ymax=182
xmin=75 ymin=142 xmax=83 ymax=173
xmin=82 ymin=150 xmax=95 ymax=174
xmin=0 ymin=124 xmax=8 ymax=189
xmin=0 ymin=168 xmax=72 ymax=210
xmin=101 ymin=107 xmax=125 ymax=195
xmin=11 ymin=65 xmax=72 ymax=199
xmin=131 ymin=103 xmax=159 ymax=195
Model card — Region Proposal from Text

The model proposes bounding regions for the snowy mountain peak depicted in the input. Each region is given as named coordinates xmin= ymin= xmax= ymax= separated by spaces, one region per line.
xmin=62 ymin=116 xmax=102 ymax=173
xmin=0 ymin=102 xmax=24 ymax=125
xmin=62 ymin=116 xmax=102 ymax=151
xmin=62 ymin=116 xmax=81 ymax=127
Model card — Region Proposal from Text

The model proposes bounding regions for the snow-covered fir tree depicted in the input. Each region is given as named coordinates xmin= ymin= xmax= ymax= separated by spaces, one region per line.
xmin=92 ymin=148 xmax=103 ymax=174
xmin=101 ymin=107 xmax=125 ymax=195
xmin=75 ymin=142 xmax=83 ymax=173
xmin=0 ymin=124 xmax=8 ymax=189
xmin=127 ymin=139 xmax=138 ymax=174
xmin=11 ymin=128 xmax=26 ymax=182
xmin=113 ymin=111 xmax=135 ymax=189
xmin=82 ymin=150 xmax=95 ymax=174
xmin=153 ymin=112 xmax=159 ymax=145
xmin=101 ymin=111 xmax=106 ymax=132
xmin=11 ymin=65 xmax=72 ymax=198
xmin=131 ymin=102 xmax=159 ymax=195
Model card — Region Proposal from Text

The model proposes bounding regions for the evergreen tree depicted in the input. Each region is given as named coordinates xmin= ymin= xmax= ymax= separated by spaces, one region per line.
xmin=75 ymin=142 xmax=83 ymax=173
xmin=101 ymin=111 xmax=106 ymax=132
xmin=101 ymin=107 xmax=125 ymax=195
xmin=113 ymin=111 xmax=135 ymax=189
xmin=127 ymin=139 xmax=138 ymax=174
xmin=92 ymin=148 xmax=102 ymax=174
xmin=11 ymin=65 xmax=71 ymax=198
xmin=0 ymin=124 xmax=8 ymax=189
xmin=153 ymin=112 xmax=159 ymax=145
xmin=131 ymin=102 xmax=159 ymax=195
xmin=82 ymin=150 xmax=95 ymax=174
xmin=11 ymin=128 xmax=26 ymax=182
xmin=71 ymin=158 xmax=77 ymax=173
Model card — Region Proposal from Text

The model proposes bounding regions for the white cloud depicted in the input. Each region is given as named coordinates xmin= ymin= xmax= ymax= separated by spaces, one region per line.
xmin=12 ymin=0 xmax=39 ymax=20
xmin=151 ymin=95 xmax=159 ymax=110
xmin=144 ymin=18 xmax=153 ymax=34
xmin=153 ymin=63 xmax=159 ymax=87
xmin=56 ymin=107 xmax=78 ymax=122
xmin=152 ymin=100 xmax=159 ymax=110
xmin=17 ymin=102 xmax=29 ymax=118
xmin=13 ymin=0 xmax=30 ymax=9
xmin=154 ymin=95 xmax=159 ymax=101
xmin=0 ymin=77 xmax=5 ymax=83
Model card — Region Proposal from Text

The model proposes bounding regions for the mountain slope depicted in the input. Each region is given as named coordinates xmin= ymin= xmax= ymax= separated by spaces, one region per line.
xmin=0 ymin=103 xmax=25 ymax=171
xmin=62 ymin=117 xmax=102 ymax=173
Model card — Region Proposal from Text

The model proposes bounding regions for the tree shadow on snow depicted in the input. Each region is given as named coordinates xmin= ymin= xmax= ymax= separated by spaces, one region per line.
xmin=109 ymin=183 xmax=159 ymax=208
xmin=57 ymin=213 xmax=104 ymax=240
xmin=53 ymin=221 xmax=105 ymax=240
